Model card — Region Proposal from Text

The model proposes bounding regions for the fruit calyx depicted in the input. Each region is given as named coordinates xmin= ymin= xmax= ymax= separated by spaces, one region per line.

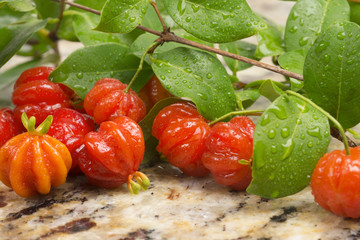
xmin=127 ymin=171 xmax=150 ymax=195
xmin=21 ymin=112 xmax=53 ymax=135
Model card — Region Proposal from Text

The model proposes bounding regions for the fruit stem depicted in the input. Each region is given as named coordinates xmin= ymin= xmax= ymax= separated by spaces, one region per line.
xmin=21 ymin=112 xmax=53 ymax=135
xmin=209 ymin=110 xmax=264 ymax=126
xmin=286 ymin=90 xmax=350 ymax=155
xmin=124 ymin=41 xmax=160 ymax=93
xmin=126 ymin=171 xmax=150 ymax=194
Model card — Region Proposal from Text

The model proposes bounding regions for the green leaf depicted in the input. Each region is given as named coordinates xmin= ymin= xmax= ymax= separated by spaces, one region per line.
xmin=49 ymin=43 xmax=153 ymax=99
xmin=1 ymin=0 xmax=34 ymax=12
xmin=235 ymin=89 xmax=260 ymax=109
xmin=72 ymin=12 xmax=139 ymax=46
xmin=95 ymin=0 xmax=149 ymax=34
xmin=304 ymin=21 xmax=360 ymax=129
xmin=33 ymin=0 xmax=60 ymax=19
xmin=350 ymin=2 xmax=360 ymax=25
xmin=163 ymin=0 xmax=266 ymax=43
xmin=130 ymin=33 xmax=180 ymax=64
xmin=151 ymin=47 xmax=237 ymax=120
xmin=219 ymin=41 xmax=258 ymax=74
xmin=278 ymin=49 xmax=306 ymax=75
xmin=139 ymin=97 xmax=181 ymax=166
xmin=285 ymin=0 xmax=350 ymax=52
xmin=74 ymin=0 xmax=107 ymax=11
xmin=259 ymin=80 xmax=286 ymax=102
xmin=0 ymin=19 xmax=47 ymax=68
xmin=0 ymin=4 xmax=30 ymax=28
xmin=247 ymin=95 xmax=331 ymax=199
xmin=278 ymin=49 xmax=306 ymax=92
xmin=255 ymin=19 xmax=284 ymax=59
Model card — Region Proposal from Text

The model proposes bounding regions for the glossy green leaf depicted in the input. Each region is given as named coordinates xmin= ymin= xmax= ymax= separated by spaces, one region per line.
xmin=255 ymin=19 xmax=284 ymax=59
xmin=74 ymin=0 xmax=107 ymax=11
xmin=0 ymin=19 xmax=47 ymax=68
xmin=259 ymin=80 xmax=286 ymax=102
xmin=72 ymin=12 xmax=139 ymax=46
xmin=235 ymin=89 xmax=260 ymax=109
xmin=151 ymin=47 xmax=237 ymax=120
xmin=33 ymin=0 xmax=59 ymax=19
xmin=219 ymin=41 xmax=258 ymax=74
xmin=1 ymin=0 xmax=34 ymax=12
xmin=130 ymin=33 xmax=180 ymax=64
xmin=278 ymin=49 xmax=306 ymax=75
xmin=304 ymin=21 xmax=360 ymax=129
xmin=139 ymin=97 xmax=181 ymax=166
xmin=49 ymin=43 xmax=153 ymax=99
xmin=278 ymin=49 xmax=306 ymax=92
xmin=0 ymin=4 xmax=29 ymax=28
xmin=247 ymin=95 xmax=331 ymax=199
xmin=285 ymin=0 xmax=350 ymax=52
xmin=163 ymin=0 xmax=265 ymax=43
xmin=350 ymin=2 xmax=360 ymax=25
xmin=95 ymin=0 xmax=149 ymax=34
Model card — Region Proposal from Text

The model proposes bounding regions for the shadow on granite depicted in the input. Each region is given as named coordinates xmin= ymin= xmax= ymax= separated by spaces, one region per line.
xmin=1 ymin=163 xmax=359 ymax=240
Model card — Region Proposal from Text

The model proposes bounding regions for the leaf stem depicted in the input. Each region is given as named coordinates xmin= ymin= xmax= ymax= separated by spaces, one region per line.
xmin=51 ymin=0 xmax=304 ymax=81
xmin=209 ymin=110 xmax=264 ymax=126
xmin=150 ymin=0 xmax=168 ymax=32
xmin=124 ymin=41 xmax=161 ymax=93
xmin=286 ymin=90 xmax=350 ymax=155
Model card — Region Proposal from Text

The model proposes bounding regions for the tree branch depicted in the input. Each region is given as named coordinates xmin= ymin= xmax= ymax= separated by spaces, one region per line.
xmin=51 ymin=0 xmax=304 ymax=81
xmin=150 ymin=1 xmax=168 ymax=32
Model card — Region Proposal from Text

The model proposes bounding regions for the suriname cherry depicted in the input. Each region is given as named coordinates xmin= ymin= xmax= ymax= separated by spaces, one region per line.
xmin=84 ymin=78 xmax=146 ymax=124
xmin=47 ymin=108 xmax=95 ymax=174
xmin=152 ymin=103 xmax=210 ymax=177
xmin=79 ymin=116 xmax=149 ymax=194
xmin=0 ymin=108 xmax=22 ymax=147
xmin=0 ymin=113 xmax=72 ymax=197
xmin=201 ymin=116 xmax=255 ymax=190
xmin=311 ymin=146 xmax=360 ymax=218
xmin=138 ymin=75 xmax=173 ymax=111
xmin=12 ymin=66 xmax=74 ymax=125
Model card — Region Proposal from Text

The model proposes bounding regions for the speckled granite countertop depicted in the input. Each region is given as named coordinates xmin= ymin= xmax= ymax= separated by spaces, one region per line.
xmin=1 ymin=161 xmax=360 ymax=240
xmin=2 ymin=1 xmax=360 ymax=239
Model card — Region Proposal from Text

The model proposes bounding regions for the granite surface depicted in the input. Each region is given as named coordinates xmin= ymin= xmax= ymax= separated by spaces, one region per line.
xmin=1 ymin=161 xmax=360 ymax=240
xmin=1 ymin=0 xmax=360 ymax=239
